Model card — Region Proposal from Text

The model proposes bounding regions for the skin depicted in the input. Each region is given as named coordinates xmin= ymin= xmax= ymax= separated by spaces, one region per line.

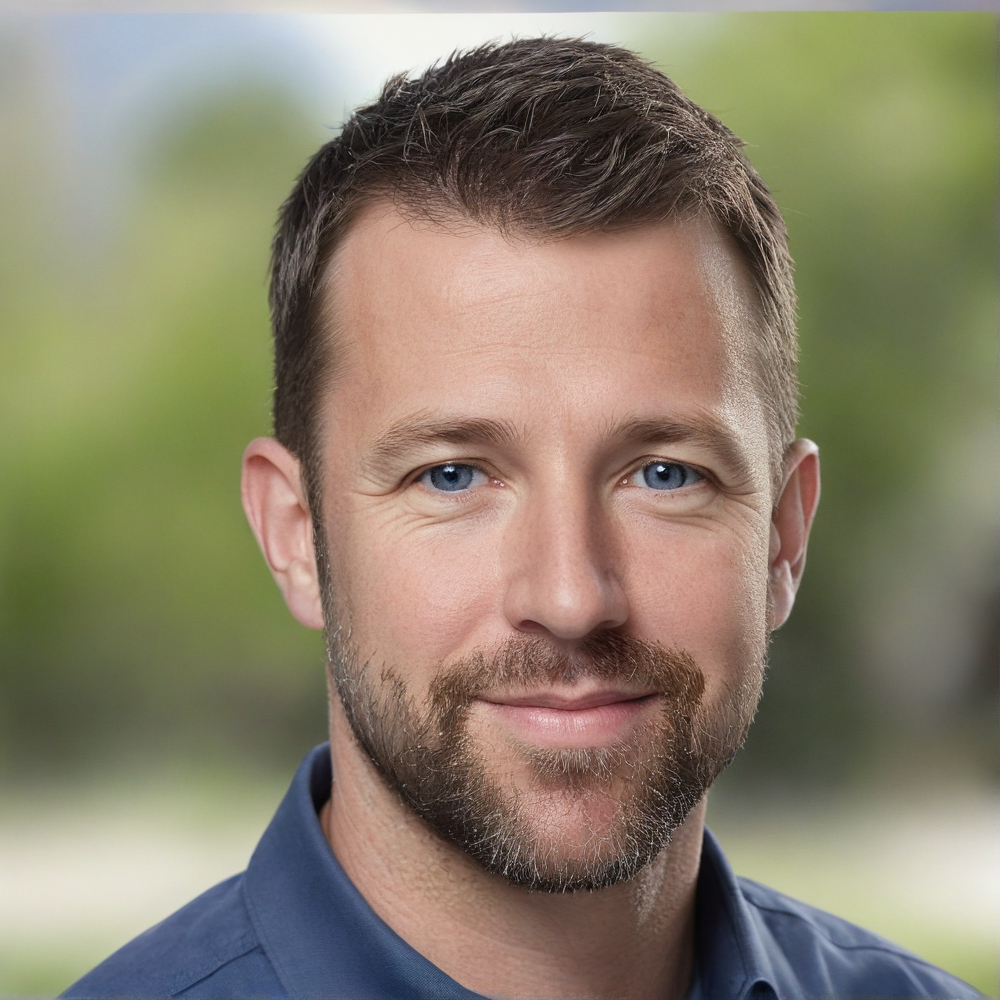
xmin=242 ymin=204 xmax=820 ymax=999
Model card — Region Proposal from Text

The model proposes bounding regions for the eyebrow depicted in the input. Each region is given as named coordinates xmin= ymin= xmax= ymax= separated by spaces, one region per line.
xmin=361 ymin=414 xmax=524 ymax=476
xmin=361 ymin=410 xmax=755 ymax=486
xmin=601 ymin=414 xmax=755 ymax=485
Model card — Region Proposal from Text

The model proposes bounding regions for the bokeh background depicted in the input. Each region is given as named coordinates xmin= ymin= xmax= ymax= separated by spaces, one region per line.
xmin=0 ymin=11 xmax=996 ymax=997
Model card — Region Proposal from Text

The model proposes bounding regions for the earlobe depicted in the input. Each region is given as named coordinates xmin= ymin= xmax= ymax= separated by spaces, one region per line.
xmin=241 ymin=437 xmax=325 ymax=631
xmin=768 ymin=439 xmax=821 ymax=630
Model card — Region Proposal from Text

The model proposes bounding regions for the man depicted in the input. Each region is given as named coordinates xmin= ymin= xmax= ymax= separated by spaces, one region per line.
xmin=64 ymin=38 xmax=979 ymax=1000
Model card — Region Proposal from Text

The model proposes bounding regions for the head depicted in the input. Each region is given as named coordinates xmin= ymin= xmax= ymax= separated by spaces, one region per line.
xmin=243 ymin=38 xmax=819 ymax=892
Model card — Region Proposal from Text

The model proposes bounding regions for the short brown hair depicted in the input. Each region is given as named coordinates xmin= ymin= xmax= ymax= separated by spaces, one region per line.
xmin=269 ymin=37 xmax=798 ymax=501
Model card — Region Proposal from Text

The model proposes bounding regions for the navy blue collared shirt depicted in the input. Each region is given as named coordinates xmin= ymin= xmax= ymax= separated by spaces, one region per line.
xmin=63 ymin=745 xmax=980 ymax=1000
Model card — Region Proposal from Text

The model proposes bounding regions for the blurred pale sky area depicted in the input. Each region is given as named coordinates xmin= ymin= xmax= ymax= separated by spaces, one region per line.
xmin=28 ymin=15 xmax=628 ymax=232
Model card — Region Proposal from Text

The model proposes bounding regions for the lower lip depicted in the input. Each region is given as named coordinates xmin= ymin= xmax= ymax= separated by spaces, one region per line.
xmin=477 ymin=696 xmax=659 ymax=749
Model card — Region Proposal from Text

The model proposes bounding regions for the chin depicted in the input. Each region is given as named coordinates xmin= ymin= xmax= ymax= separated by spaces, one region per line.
xmin=439 ymin=755 xmax=697 ymax=894
xmin=513 ymin=787 xmax=647 ymax=858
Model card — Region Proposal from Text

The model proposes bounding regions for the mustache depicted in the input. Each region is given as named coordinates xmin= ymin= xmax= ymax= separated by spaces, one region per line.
xmin=427 ymin=632 xmax=705 ymax=717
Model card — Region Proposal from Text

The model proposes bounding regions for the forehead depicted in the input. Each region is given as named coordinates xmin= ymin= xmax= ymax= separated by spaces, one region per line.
xmin=320 ymin=204 xmax=768 ymax=472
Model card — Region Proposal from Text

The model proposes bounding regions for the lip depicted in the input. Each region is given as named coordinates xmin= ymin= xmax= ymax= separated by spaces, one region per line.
xmin=475 ymin=689 xmax=659 ymax=749
xmin=480 ymin=688 xmax=656 ymax=712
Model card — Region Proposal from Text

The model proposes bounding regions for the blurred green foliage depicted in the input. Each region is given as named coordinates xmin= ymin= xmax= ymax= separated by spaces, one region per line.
xmin=0 ymin=14 xmax=996 ymax=787
xmin=0 ymin=74 xmax=330 ymax=776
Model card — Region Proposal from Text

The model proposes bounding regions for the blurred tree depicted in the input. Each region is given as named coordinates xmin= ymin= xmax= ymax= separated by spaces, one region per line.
xmin=0 ymin=14 xmax=995 ymax=789
xmin=0 ymin=61 xmax=329 ymax=777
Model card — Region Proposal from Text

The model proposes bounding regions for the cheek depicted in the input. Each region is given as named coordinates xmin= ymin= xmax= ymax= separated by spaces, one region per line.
xmin=326 ymin=505 xmax=504 ymax=689
xmin=623 ymin=523 xmax=771 ymax=692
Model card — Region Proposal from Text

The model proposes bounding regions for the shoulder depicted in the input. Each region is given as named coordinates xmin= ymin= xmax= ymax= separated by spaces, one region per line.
xmin=738 ymin=877 xmax=984 ymax=999
xmin=60 ymin=873 xmax=286 ymax=1000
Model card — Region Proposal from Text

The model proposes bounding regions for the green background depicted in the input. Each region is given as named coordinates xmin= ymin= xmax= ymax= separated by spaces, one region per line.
xmin=0 ymin=12 xmax=996 ymax=996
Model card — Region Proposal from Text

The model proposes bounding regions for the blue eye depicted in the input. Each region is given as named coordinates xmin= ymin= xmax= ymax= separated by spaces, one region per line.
xmin=420 ymin=464 xmax=485 ymax=493
xmin=638 ymin=462 xmax=701 ymax=491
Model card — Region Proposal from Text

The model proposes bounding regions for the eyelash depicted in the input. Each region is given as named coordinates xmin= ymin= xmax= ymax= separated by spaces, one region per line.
xmin=413 ymin=462 xmax=503 ymax=493
xmin=413 ymin=459 xmax=710 ymax=494
xmin=619 ymin=460 xmax=708 ymax=491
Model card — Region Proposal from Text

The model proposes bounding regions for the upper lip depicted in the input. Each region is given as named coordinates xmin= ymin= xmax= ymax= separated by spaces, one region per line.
xmin=479 ymin=689 xmax=657 ymax=711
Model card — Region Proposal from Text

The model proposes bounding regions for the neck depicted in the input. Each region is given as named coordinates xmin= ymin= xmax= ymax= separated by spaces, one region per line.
xmin=321 ymin=710 xmax=705 ymax=1000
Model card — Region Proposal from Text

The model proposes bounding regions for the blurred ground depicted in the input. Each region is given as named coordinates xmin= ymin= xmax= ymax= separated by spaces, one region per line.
xmin=1 ymin=776 xmax=996 ymax=998
xmin=710 ymin=789 xmax=999 ymax=998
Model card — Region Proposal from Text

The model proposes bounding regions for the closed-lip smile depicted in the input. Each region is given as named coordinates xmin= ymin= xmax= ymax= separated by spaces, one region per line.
xmin=480 ymin=689 xmax=657 ymax=711
xmin=475 ymin=689 xmax=660 ymax=748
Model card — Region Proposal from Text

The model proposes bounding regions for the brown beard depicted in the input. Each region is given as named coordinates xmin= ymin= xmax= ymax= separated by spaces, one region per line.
xmin=326 ymin=628 xmax=761 ymax=893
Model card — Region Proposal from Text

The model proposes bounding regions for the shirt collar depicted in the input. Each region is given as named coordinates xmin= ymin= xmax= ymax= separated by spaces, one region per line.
xmin=245 ymin=744 xmax=780 ymax=1000
xmin=692 ymin=827 xmax=781 ymax=1000
xmin=244 ymin=744 xmax=483 ymax=1000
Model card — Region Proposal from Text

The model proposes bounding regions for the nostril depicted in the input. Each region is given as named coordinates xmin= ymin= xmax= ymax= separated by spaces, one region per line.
xmin=517 ymin=619 xmax=548 ymax=633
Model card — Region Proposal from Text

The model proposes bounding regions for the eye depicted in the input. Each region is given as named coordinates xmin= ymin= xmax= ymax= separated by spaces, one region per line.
xmin=628 ymin=461 xmax=702 ymax=491
xmin=418 ymin=463 xmax=488 ymax=493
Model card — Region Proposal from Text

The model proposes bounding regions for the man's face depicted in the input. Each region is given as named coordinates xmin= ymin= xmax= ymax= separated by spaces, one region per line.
xmin=315 ymin=206 xmax=775 ymax=890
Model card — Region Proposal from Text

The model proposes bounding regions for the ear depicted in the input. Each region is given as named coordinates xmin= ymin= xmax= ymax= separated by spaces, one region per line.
xmin=768 ymin=438 xmax=821 ymax=629
xmin=241 ymin=437 xmax=325 ymax=631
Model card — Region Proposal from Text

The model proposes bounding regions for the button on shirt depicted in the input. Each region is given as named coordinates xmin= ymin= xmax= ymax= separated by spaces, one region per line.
xmin=63 ymin=745 xmax=980 ymax=1000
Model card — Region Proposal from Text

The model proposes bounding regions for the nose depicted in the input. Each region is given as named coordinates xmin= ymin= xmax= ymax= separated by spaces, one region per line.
xmin=502 ymin=485 xmax=629 ymax=641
